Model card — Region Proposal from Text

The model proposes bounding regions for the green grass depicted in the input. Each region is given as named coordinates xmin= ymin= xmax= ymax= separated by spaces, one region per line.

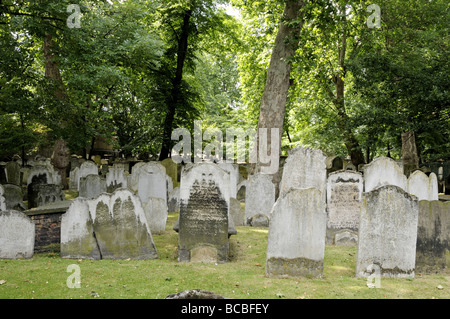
xmin=0 ymin=212 xmax=449 ymax=299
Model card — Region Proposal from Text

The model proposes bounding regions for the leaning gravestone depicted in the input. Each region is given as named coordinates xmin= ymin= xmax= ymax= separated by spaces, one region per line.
xmin=364 ymin=157 xmax=407 ymax=193
xmin=178 ymin=163 xmax=231 ymax=263
xmin=279 ymin=146 xmax=327 ymax=201
xmin=245 ymin=173 xmax=275 ymax=225
xmin=266 ymin=188 xmax=326 ymax=278
xmin=0 ymin=210 xmax=35 ymax=259
xmin=415 ymin=200 xmax=450 ymax=273
xmin=1 ymin=184 xmax=25 ymax=211
xmin=326 ymin=170 xmax=363 ymax=245
xmin=61 ymin=189 xmax=158 ymax=260
xmin=406 ymin=170 xmax=439 ymax=201
xmin=5 ymin=161 xmax=21 ymax=186
xmin=60 ymin=198 xmax=101 ymax=260
xmin=356 ymin=185 xmax=419 ymax=278
xmin=79 ymin=174 xmax=107 ymax=199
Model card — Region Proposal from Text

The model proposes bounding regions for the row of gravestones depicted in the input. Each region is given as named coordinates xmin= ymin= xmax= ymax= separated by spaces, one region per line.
xmin=1 ymin=148 xmax=448 ymax=279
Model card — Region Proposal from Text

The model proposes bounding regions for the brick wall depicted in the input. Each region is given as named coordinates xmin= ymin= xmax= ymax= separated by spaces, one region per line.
xmin=29 ymin=212 xmax=63 ymax=253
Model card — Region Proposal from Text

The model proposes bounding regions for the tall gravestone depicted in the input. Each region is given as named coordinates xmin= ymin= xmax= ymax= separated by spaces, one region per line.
xmin=407 ymin=170 xmax=439 ymax=201
xmin=416 ymin=200 xmax=450 ymax=273
xmin=0 ymin=210 xmax=35 ymax=259
xmin=51 ymin=139 xmax=70 ymax=189
xmin=326 ymin=170 xmax=363 ymax=245
xmin=356 ymin=185 xmax=419 ymax=278
xmin=266 ymin=188 xmax=326 ymax=278
xmin=279 ymin=146 xmax=327 ymax=201
xmin=364 ymin=157 xmax=407 ymax=193
xmin=178 ymin=163 xmax=231 ymax=263
xmin=245 ymin=173 xmax=275 ymax=225
xmin=161 ymin=158 xmax=178 ymax=187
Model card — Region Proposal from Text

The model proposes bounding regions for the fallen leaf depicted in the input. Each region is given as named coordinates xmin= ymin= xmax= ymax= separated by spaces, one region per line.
xmin=0 ymin=280 xmax=6 ymax=285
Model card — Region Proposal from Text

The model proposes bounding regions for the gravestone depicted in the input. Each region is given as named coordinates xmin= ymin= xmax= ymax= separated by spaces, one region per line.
xmin=326 ymin=156 xmax=344 ymax=175
xmin=60 ymin=198 xmax=101 ymax=259
xmin=229 ymin=197 xmax=244 ymax=227
xmin=1 ymin=184 xmax=25 ymax=211
xmin=218 ymin=163 xmax=239 ymax=199
xmin=51 ymin=139 xmax=70 ymax=189
xmin=266 ymin=188 xmax=326 ymax=278
xmin=0 ymin=210 xmax=35 ymax=259
xmin=326 ymin=171 xmax=363 ymax=245
xmin=5 ymin=161 xmax=21 ymax=186
xmin=245 ymin=173 xmax=275 ymax=225
xmin=106 ymin=163 xmax=129 ymax=193
xmin=415 ymin=200 xmax=450 ymax=273
xmin=79 ymin=174 xmax=107 ymax=199
xmin=236 ymin=180 xmax=247 ymax=202
xmin=356 ymin=185 xmax=419 ymax=278
xmin=76 ymin=161 xmax=99 ymax=191
xmin=364 ymin=157 xmax=407 ymax=193
xmin=401 ymin=131 xmax=419 ymax=177
xmin=62 ymin=189 xmax=158 ymax=260
xmin=69 ymin=167 xmax=79 ymax=190
xmin=178 ymin=163 xmax=231 ymax=263
xmin=406 ymin=170 xmax=439 ymax=201
xmin=143 ymin=197 xmax=168 ymax=235
xmin=168 ymin=187 xmax=180 ymax=213
xmin=161 ymin=158 xmax=178 ymax=187
xmin=28 ymin=184 xmax=64 ymax=209
xmin=27 ymin=165 xmax=61 ymax=186
xmin=279 ymin=146 xmax=327 ymax=201
xmin=0 ymin=184 xmax=6 ymax=211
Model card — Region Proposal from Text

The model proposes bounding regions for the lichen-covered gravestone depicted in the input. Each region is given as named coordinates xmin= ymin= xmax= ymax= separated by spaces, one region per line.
xmin=76 ymin=161 xmax=98 ymax=191
xmin=245 ymin=173 xmax=275 ymax=225
xmin=266 ymin=188 xmax=326 ymax=278
xmin=105 ymin=163 xmax=129 ymax=193
xmin=61 ymin=189 xmax=158 ymax=260
xmin=415 ymin=200 xmax=450 ymax=273
xmin=364 ymin=157 xmax=407 ymax=193
xmin=178 ymin=163 xmax=231 ymax=263
xmin=0 ymin=210 xmax=35 ymax=259
xmin=326 ymin=170 xmax=363 ymax=245
xmin=356 ymin=185 xmax=419 ymax=278
xmin=5 ymin=161 xmax=21 ymax=186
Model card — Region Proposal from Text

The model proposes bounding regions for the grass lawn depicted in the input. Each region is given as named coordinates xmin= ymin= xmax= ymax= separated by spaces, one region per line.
xmin=0 ymin=212 xmax=449 ymax=299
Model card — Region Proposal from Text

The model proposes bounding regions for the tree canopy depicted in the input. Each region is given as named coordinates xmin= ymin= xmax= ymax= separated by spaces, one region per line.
xmin=0 ymin=0 xmax=448 ymax=165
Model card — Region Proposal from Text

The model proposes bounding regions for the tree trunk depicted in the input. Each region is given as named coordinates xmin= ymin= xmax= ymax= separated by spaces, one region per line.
xmin=255 ymin=0 xmax=305 ymax=174
xmin=159 ymin=9 xmax=192 ymax=161
xmin=401 ymin=131 xmax=419 ymax=177
xmin=43 ymin=33 xmax=66 ymax=100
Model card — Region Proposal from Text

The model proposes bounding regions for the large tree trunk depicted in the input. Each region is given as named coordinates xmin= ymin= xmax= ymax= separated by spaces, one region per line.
xmin=159 ymin=9 xmax=192 ymax=161
xmin=401 ymin=131 xmax=419 ymax=177
xmin=255 ymin=0 xmax=305 ymax=175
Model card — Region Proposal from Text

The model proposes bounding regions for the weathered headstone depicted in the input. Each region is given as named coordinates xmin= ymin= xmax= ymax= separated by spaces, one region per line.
xmin=1 ymin=184 xmax=25 ymax=211
xmin=142 ymin=197 xmax=168 ymax=235
xmin=5 ymin=161 xmax=21 ymax=186
xmin=218 ymin=163 xmax=239 ymax=199
xmin=401 ymin=131 xmax=419 ymax=177
xmin=90 ymin=189 xmax=158 ymax=259
xmin=76 ymin=161 xmax=98 ymax=191
xmin=364 ymin=157 xmax=407 ymax=193
xmin=236 ymin=180 xmax=247 ymax=202
xmin=161 ymin=158 xmax=178 ymax=187
xmin=266 ymin=188 xmax=326 ymax=278
xmin=178 ymin=163 xmax=231 ymax=263
xmin=356 ymin=185 xmax=419 ymax=278
xmin=79 ymin=174 xmax=107 ymax=199
xmin=0 ymin=184 xmax=6 ymax=211
xmin=407 ymin=170 xmax=439 ymax=201
xmin=229 ymin=197 xmax=244 ymax=227
xmin=60 ymin=198 xmax=101 ymax=260
xmin=245 ymin=173 xmax=275 ymax=225
xmin=415 ymin=200 xmax=450 ymax=273
xmin=0 ymin=210 xmax=35 ymax=259
xmin=28 ymin=184 xmax=64 ymax=209
xmin=69 ymin=167 xmax=79 ymax=190
xmin=279 ymin=146 xmax=327 ymax=201
xmin=168 ymin=187 xmax=180 ymax=213
xmin=105 ymin=163 xmax=129 ymax=193
xmin=62 ymin=189 xmax=158 ymax=260
xmin=326 ymin=156 xmax=344 ymax=175
xmin=51 ymin=139 xmax=70 ymax=189
xmin=326 ymin=171 xmax=363 ymax=245
xmin=27 ymin=165 xmax=61 ymax=186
